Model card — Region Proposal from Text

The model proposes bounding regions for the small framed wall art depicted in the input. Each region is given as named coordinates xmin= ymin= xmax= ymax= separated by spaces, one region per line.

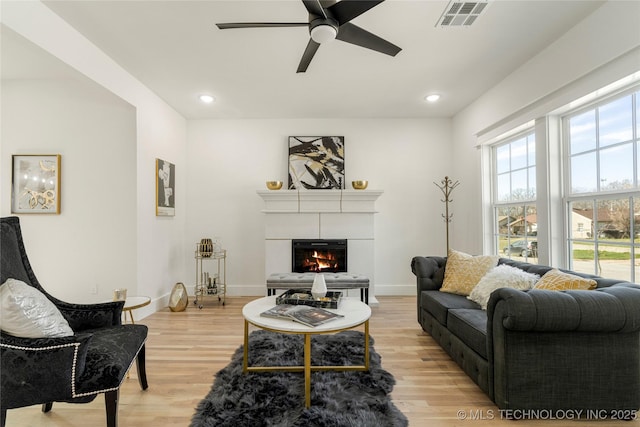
xmin=156 ymin=158 xmax=175 ymax=216
xmin=288 ymin=136 xmax=345 ymax=190
xmin=11 ymin=154 xmax=61 ymax=214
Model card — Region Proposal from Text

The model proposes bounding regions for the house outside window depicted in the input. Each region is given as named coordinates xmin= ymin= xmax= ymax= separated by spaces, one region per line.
xmin=492 ymin=132 xmax=537 ymax=262
xmin=565 ymin=88 xmax=640 ymax=282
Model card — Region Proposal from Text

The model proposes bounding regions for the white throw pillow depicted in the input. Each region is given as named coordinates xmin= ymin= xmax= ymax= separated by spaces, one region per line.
xmin=467 ymin=265 xmax=539 ymax=310
xmin=0 ymin=278 xmax=74 ymax=338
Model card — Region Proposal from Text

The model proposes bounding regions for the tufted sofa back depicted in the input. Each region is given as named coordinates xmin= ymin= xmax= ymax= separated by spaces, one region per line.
xmin=497 ymin=258 xmax=631 ymax=288
xmin=411 ymin=255 xmax=633 ymax=291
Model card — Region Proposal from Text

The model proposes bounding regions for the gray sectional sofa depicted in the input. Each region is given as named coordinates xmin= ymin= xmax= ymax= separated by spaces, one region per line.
xmin=411 ymin=256 xmax=640 ymax=416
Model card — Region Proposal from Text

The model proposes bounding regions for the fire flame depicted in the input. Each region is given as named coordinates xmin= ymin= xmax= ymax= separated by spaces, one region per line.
xmin=302 ymin=250 xmax=338 ymax=272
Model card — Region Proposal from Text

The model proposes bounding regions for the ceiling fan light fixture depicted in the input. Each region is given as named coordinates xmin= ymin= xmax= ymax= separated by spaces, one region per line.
xmin=310 ymin=24 xmax=337 ymax=44
xmin=216 ymin=1 xmax=399 ymax=72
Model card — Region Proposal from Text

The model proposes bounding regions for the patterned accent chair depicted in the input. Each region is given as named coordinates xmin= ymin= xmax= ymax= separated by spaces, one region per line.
xmin=0 ymin=216 xmax=148 ymax=427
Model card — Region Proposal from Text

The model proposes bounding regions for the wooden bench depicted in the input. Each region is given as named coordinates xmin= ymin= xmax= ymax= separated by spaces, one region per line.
xmin=266 ymin=272 xmax=370 ymax=304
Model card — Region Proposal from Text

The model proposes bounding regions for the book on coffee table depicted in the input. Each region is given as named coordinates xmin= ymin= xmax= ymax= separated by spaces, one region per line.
xmin=260 ymin=304 xmax=344 ymax=327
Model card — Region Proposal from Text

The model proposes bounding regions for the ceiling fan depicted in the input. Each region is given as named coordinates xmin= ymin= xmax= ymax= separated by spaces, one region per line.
xmin=216 ymin=0 xmax=401 ymax=73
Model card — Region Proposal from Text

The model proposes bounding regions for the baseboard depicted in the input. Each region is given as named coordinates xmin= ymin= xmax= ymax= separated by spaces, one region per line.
xmin=223 ymin=284 xmax=415 ymax=297
xmin=133 ymin=294 xmax=169 ymax=321
xmin=374 ymin=283 xmax=415 ymax=296
xmin=135 ymin=283 xmax=415 ymax=320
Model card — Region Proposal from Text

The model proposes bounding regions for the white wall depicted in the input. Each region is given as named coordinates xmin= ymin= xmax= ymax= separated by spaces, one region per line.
xmin=135 ymin=100 xmax=188 ymax=305
xmin=2 ymin=1 xmax=188 ymax=314
xmin=1 ymin=78 xmax=137 ymax=303
xmin=187 ymin=119 xmax=451 ymax=296
xmin=450 ymin=1 xmax=640 ymax=256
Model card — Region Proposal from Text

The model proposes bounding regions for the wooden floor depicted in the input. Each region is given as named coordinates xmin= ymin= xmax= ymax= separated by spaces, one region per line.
xmin=7 ymin=296 xmax=639 ymax=426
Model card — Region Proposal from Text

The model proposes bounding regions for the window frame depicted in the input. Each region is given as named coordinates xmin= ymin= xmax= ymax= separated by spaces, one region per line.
xmin=562 ymin=86 xmax=640 ymax=279
xmin=491 ymin=129 xmax=538 ymax=262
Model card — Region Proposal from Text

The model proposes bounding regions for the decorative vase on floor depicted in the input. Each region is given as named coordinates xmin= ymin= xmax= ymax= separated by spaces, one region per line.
xmin=169 ymin=282 xmax=188 ymax=312
xmin=311 ymin=273 xmax=327 ymax=299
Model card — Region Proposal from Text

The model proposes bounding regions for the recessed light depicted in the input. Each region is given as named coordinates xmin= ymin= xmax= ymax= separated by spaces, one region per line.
xmin=199 ymin=94 xmax=215 ymax=103
xmin=425 ymin=94 xmax=441 ymax=103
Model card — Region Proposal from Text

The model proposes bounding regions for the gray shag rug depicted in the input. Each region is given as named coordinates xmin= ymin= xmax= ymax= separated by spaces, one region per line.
xmin=190 ymin=329 xmax=408 ymax=427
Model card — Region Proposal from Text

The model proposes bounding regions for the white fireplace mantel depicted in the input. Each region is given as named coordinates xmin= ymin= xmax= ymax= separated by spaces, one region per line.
xmin=257 ymin=189 xmax=383 ymax=305
xmin=257 ymin=189 xmax=383 ymax=213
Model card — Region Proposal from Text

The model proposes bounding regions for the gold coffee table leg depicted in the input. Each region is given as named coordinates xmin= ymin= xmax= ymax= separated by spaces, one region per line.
xmin=243 ymin=320 xmax=249 ymax=373
xmin=365 ymin=320 xmax=370 ymax=370
xmin=304 ymin=333 xmax=311 ymax=408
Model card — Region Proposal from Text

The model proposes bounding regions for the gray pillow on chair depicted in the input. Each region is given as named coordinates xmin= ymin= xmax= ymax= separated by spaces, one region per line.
xmin=0 ymin=278 xmax=74 ymax=338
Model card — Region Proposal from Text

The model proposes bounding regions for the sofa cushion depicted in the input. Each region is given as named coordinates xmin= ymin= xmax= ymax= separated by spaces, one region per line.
xmin=0 ymin=278 xmax=74 ymax=338
xmin=440 ymin=249 xmax=499 ymax=296
xmin=447 ymin=308 xmax=488 ymax=358
xmin=421 ymin=290 xmax=480 ymax=326
xmin=534 ymin=268 xmax=597 ymax=291
xmin=468 ymin=265 xmax=539 ymax=309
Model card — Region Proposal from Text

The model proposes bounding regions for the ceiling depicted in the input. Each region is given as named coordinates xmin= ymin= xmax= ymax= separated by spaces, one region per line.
xmin=5 ymin=1 xmax=605 ymax=119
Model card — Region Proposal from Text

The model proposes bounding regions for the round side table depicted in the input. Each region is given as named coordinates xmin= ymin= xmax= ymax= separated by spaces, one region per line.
xmin=122 ymin=296 xmax=151 ymax=324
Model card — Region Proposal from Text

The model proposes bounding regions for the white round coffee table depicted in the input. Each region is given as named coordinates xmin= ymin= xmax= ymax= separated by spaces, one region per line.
xmin=242 ymin=296 xmax=371 ymax=408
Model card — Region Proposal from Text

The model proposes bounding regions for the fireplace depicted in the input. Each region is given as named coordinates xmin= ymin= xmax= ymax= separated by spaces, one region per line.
xmin=292 ymin=239 xmax=347 ymax=273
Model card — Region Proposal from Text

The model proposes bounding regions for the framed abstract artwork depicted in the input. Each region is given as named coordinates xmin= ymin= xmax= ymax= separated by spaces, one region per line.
xmin=156 ymin=158 xmax=175 ymax=216
xmin=11 ymin=154 xmax=61 ymax=214
xmin=288 ymin=136 xmax=345 ymax=189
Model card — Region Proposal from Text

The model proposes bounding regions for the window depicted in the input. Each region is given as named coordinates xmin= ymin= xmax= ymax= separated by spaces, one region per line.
xmin=492 ymin=132 xmax=538 ymax=262
xmin=565 ymin=88 xmax=640 ymax=281
xmin=495 ymin=133 xmax=536 ymax=202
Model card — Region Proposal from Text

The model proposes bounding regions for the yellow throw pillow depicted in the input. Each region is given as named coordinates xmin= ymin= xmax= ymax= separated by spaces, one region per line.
xmin=440 ymin=249 xmax=499 ymax=296
xmin=534 ymin=268 xmax=597 ymax=291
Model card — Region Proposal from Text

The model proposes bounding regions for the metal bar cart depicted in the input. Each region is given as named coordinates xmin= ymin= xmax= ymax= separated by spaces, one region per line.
xmin=194 ymin=244 xmax=227 ymax=309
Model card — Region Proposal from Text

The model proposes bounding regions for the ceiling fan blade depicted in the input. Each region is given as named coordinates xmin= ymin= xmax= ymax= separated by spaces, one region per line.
xmin=216 ymin=23 xmax=308 ymax=29
xmin=328 ymin=0 xmax=385 ymax=25
xmin=297 ymin=39 xmax=321 ymax=73
xmin=301 ymin=0 xmax=327 ymax=18
xmin=335 ymin=22 xmax=401 ymax=56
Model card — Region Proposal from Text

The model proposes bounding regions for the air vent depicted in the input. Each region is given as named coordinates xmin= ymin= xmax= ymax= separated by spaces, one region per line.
xmin=436 ymin=1 xmax=488 ymax=27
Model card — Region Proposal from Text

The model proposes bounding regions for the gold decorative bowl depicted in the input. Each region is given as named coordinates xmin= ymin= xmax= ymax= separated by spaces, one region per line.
xmin=352 ymin=180 xmax=368 ymax=190
xmin=266 ymin=181 xmax=283 ymax=190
